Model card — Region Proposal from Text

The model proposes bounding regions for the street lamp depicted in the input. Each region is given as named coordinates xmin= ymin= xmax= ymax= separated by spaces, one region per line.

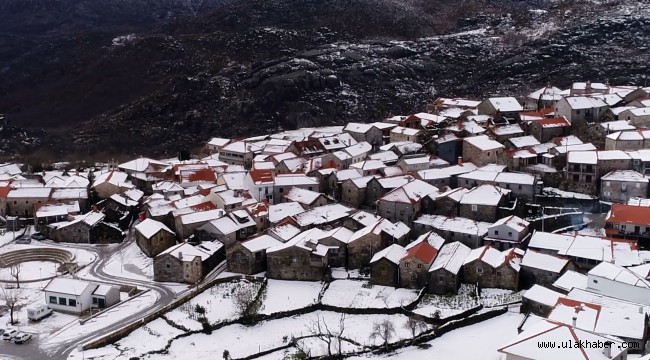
xmin=39 ymin=267 xmax=42 ymax=289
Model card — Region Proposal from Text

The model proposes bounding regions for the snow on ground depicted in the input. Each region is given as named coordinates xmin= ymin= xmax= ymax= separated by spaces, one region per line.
xmin=480 ymin=288 xmax=522 ymax=308
xmin=331 ymin=267 xmax=367 ymax=280
xmin=542 ymin=187 xmax=596 ymax=199
xmin=41 ymin=289 xmax=159 ymax=354
xmin=414 ymin=284 xmax=480 ymax=319
xmin=165 ymin=280 xmax=262 ymax=330
xmin=0 ymin=241 xmax=97 ymax=267
xmin=108 ymin=318 xmax=185 ymax=359
xmin=146 ymin=312 xmax=423 ymax=360
xmin=0 ymin=229 xmax=21 ymax=247
xmin=322 ymin=280 xmax=418 ymax=309
xmin=260 ymin=280 xmax=323 ymax=315
xmin=348 ymin=312 xmax=524 ymax=360
xmin=0 ymin=260 xmax=57 ymax=281
xmin=102 ymin=241 xmax=152 ymax=282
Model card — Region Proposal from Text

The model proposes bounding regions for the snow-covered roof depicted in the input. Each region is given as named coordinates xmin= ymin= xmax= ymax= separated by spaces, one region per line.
xmin=379 ymin=141 xmax=423 ymax=154
xmin=7 ymin=187 xmax=52 ymax=198
xmin=274 ymin=174 xmax=318 ymax=187
xmin=158 ymin=242 xmax=220 ymax=261
xmin=486 ymin=97 xmax=523 ymax=112
xmin=490 ymin=215 xmax=529 ymax=233
xmin=266 ymin=228 xmax=330 ymax=256
xmin=284 ymin=187 xmax=324 ymax=205
xmin=344 ymin=141 xmax=372 ymax=157
xmin=521 ymin=250 xmax=568 ymax=273
xmin=343 ymin=122 xmax=374 ymax=133
xmin=119 ymin=157 xmax=168 ymax=173
xmin=564 ymin=96 xmax=608 ymax=110
xmin=553 ymin=143 xmax=597 ymax=154
xmin=335 ymin=169 xmax=363 ymax=182
xmin=241 ymin=234 xmax=283 ymax=253
xmin=459 ymin=185 xmax=510 ymax=206
xmin=370 ymin=244 xmax=406 ymax=265
xmin=464 ymin=135 xmax=504 ymax=151
xmin=428 ymin=241 xmax=471 ymax=274
xmin=413 ymin=230 xmax=445 ymax=250
xmin=600 ymin=120 xmax=636 ymax=132
xmin=522 ymin=284 xmax=563 ymax=307
xmin=457 ymin=170 xmax=499 ymax=182
xmin=588 ymin=262 xmax=650 ymax=288
xmin=207 ymin=137 xmax=231 ymax=147
xmin=621 ymin=107 xmax=650 ymax=117
xmin=368 ymin=151 xmax=399 ymax=164
xmin=380 ymin=179 xmax=439 ymax=204
xmin=508 ymin=135 xmax=541 ymax=148
xmin=268 ymin=202 xmax=306 ymax=223
xmin=446 ymin=120 xmax=486 ymax=135
xmin=390 ymin=126 xmax=421 ymax=136
xmin=495 ymin=172 xmax=536 ymax=186
xmin=44 ymin=278 xmax=94 ymax=296
xmin=349 ymin=210 xmax=381 ymax=227
xmin=464 ymin=245 xmax=506 ymax=268
xmin=222 ymin=141 xmax=262 ymax=154
xmin=414 ymin=214 xmax=490 ymax=236
xmin=417 ymin=163 xmax=477 ymax=181
xmin=292 ymin=203 xmax=353 ymax=227
xmin=491 ymin=124 xmax=523 ymax=136
xmin=553 ymin=270 xmax=588 ymax=293
xmin=109 ymin=194 xmax=138 ymax=207
xmin=92 ymin=170 xmax=132 ymax=189
xmin=601 ymin=170 xmax=648 ymax=183
xmin=268 ymin=223 xmax=301 ymax=242
xmin=135 ymin=218 xmax=175 ymax=238
xmin=567 ymin=151 xmax=597 ymax=165
xmin=35 ymin=203 xmax=71 ymax=218
xmin=350 ymin=160 xmax=386 ymax=171
xmin=527 ymin=86 xmax=563 ymax=101
xmin=597 ymin=150 xmax=630 ymax=161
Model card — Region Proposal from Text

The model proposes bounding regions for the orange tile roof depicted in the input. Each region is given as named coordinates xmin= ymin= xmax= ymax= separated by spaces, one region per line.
xmin=0 ymin=186 xmax=11 ymax=199
xmin=189 ymin=201 xmax=217 ymax=212
xmin=249 ymin=169 xmax=274 ymax=183
xmin=403 ymin=241 xmax=438 ymax=264
xmin=186 ymin=168 xmax=217 ymax=182
xmin=606 ymin=203 xmax=650 ymax=225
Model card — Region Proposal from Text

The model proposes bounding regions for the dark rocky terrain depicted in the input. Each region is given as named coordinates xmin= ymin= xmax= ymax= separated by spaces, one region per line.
xmin=0 ymin=0 xmax=649 ymax=158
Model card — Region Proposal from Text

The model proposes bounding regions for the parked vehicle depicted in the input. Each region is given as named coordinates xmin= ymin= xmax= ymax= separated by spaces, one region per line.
xmin=2 ymin=329 xmax=17 ymax=340
xmin=30 ymin=232 xmax=46 ymax=240
xmin=15 ymin=236 xmax=31 ymax=244
xmin=27 ymin=305 xmax=53 ymax=321
xmin=13 ymin=333 xmax=32 ymax=344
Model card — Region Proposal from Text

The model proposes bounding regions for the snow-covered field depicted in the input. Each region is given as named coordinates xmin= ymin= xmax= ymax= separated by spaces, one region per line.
xmin=322 ymin=280 xmax=419 ymax=309
xmin=102 ymin=241 xmax=152 ymax=281
xmin=0 ymin=260 xmax=57 ymax=281
xmin=480 ymin=288 xmax=522 ymax=308
xmin=542 ymin=187 xmax=596 ymax=200
xmin=414 ymin=284 xmax=480 ymax=319
xmin=348 ymin=312 xmax=524 ymax=360
xmin=165 ymin=279 xmax=262 ymax=330
xmin=260 ymin=280 xmax=323 ymax=315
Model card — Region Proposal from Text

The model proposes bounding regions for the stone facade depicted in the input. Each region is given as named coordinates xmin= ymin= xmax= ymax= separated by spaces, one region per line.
xmin=341 ymin=179 xmax=367 ymax=208
xmin=370 ymin=258 xmax=400 ymax=287
xmin=317 ymin=236 xmax=347 ymax=268
xmin=347 ymin=232 xmax=386 ymax=269
xmin=266 ymin=246 xmax=328 ymax=281
xmin=463 ymin=260 xmax=519 ymax=291
xmin=226 ymin=242 xmax=266 ymax=274
xmin=48 ymin=221 xmax=92 ymax=243
xmin=377 ymin=198 xmax=418 ymax=227
xmin=154 ymin=254 xmax=203 ymax=284
xmin=520 ymin=263 xmax=572 ymax=289
xmin=601 ymin=178 xmax=649 ymax=203
xmin=136 ymin=229 xmax=177 ymax=258
xmin=459 ymin=203 xmax=500 ymax=223
xmin=462 ymin=141 xmax=503 ymax=167
xmin=399 ymin=257 xmax=430 ymax=289
xmin=428 ymin=268 xmax=462 ymax=295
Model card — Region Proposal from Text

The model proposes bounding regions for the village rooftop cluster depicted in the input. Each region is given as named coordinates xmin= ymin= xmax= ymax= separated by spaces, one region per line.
xmin=1 ymin=80 xmax=650 ymax=359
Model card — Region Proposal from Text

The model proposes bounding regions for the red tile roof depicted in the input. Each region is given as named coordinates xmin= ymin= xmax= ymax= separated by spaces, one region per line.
xmin=189 ymin=201 xmax=217 ymax=212
xmin=0 ymin=186 xmax=11 ymax=199
xmin=249 ymin=170 xmax=274 ymax=183
xmin=186 ymin=168 xmax=217 ymax=182
xmin=403 ymin=241 xmax=438 ymax=264
xmin=606 ymin=203 xmax=650 ymax=226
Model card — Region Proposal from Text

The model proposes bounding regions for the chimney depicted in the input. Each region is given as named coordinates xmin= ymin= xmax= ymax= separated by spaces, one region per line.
xmin=640 ymin=306 xmax=644 ymax=314
xmin=571 ymin=316 xmax=577 ymax=327
xmin=178 ymin=252 xmax=183 ymax=260
xmin=457 ymin=156 xmax=463 ymax=165
xmin=603 ymin=342 xmax=612 ymax=358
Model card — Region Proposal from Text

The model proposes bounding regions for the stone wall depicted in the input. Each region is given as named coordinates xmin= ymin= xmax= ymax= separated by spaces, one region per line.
xmin=428 ymin=268 xmax=461 ymax=295
xmin=370 ymin=258 xmax=399 ymax=287
xmin=266 ymin=247 xmax=327 ymax=281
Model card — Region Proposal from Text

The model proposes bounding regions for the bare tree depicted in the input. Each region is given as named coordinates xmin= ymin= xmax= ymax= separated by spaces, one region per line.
xmin=232 ymin=283 xmax=257 ymax=318
xmin=403 ymin=317 xmax=428 ymax=338
xmin=1 ymin=286 xmax=23 ymax=325
xmin=10 ymin=264 xmax=20 ymax=289
xmin=370 ymin=319 xmax=396 ymax=351
xmin=306 ymin=313 xmax=347 ymax=356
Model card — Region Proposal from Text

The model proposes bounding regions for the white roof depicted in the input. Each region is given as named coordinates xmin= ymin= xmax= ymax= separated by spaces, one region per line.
xmin=459 ymin=185 xmax=510 ymax=206
xmin=508 ymin=135 xmax=541 ymax=148
xmin=380 ymin=179 xmax=439 ymax=204
xmin=268 ymin=223 xmax=301 ymax=242
xmin=464 ymin=135 xmax=504 ymax=151
xmin=207 ymin=137 xmax=231 ymax=147
xmin=336 ymin=169 xmax=363 ymax=182
xmin=491 ymin=124 xmax=523 ymax=136
xmin=521 ymin=250 xmax=568 ymax=273
xmin=553 ymin=270 xmax=588 ymax=292
xmin=268 ymin=202 xmax=306 ymax=223
xmin=527 ymin=86 xmax=563 ymax=101
xmin=349 ymin=210 xmax=382 ymax=227
xmin=7 ymin=187 xmax=52 ymax=198
xmin=368 ymin=151 xmax=399 ymax=164
xmin=486 ymin=97 xmax=523 ymax=112
xmin=158 ymin=242 xmax=220 ymax=261
xmin=44 ymin=278 xmax=94 ymax=296
xmin=343 ymin=122 xmax=374 ymax=133
xmin=135 ymin=218 xmax=175 ymax=238
xmin=92 ymin=170 xmax=131 ymax=189
xmin=241 ymin=235 xmax=283 ymax=253
xmin=350 ymin=160 xmax=386 ymax=171
xmin=490 ymin=215 xmax=529 ymax=233
xmin=554 ymin=143 xmax=597 ymax=154
xmin=522 ymin=285 xmax=563 ymax=307
xmin=376 ymin=175 xmax=412 ymax=191
xmin=284 ymin=187 xmax=323 ymax=205
xmin=119 ymin=157 xmax=168 ymax=173
xmin=344 ymin=141 xmax=372 ymax=157
xmin=274 ymin=174 xmax=318 ymax=187
xmin=529 ymin=231 xmax=640 ymax=266
xmin=435 ymin=98 xmax=481 ymax=108
xmin=292 ymin=203 xmax=353 ymax=227
xmin=564 ymin=96 xmax=608 ymax=110
xmin=413 ymin=231 xmax=445 ymax=250
xmin=390 ymin=126 xmax=421 ymax=136
xmin=457 ymin=170 xmax=499 ymax=182
xmin=464 ymin=245 xmax=505 ymax=268
xmin=35 ymin=204 xmax=71 ymax=218
xmin=370 ymin=244 xmax=406 ymax=265
xmin=180 ymin=209 xmax=225 ymax=226
xmin=447 ymin=120 xmax=486 ymax=135
xmin=597 ymin=150 xmax=630 ymax=161
xmin=494 ymin=172 xmax=536 ymax=186
xmin=567 ymin=151 xmax=597 ymax=165
xmin=428 ymin=241 xmax=471 ymax=274
xmin=417 ymin=163 xmax=477 ymax=180
xmin=93 ymin=284 xmax=116 ymax=296
xmin=414 ymin=214 xmax=490 ymax=236
xmin=622 ymin=107 xmax=650 ymax=116
xmin=221 ymin=141 xmax=262 ymax=154
xmin=602 ymin=170 xmax=648 ymax=182
xmin=600 ymin=120 xmax=636 ymax=132
xmin=588 ymin=262 xmax=650 ymax=288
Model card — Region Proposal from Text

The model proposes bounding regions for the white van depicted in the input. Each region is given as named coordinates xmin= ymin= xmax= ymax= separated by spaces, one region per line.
xmin=27 ymin=305 xmax=53 ymax=321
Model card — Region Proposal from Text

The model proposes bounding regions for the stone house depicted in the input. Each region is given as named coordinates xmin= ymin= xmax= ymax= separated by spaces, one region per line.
xmin=597 ymin=150 xmax=632 ymax=178
xmin=275 ymin=157 xmax=307 ymax=174
xmin=350 ymin=160 xmax=387 ymax=177
xmin=520 ymin=284 xmax=564 ymax=317
xmin=463 ymin=245 xmax=520 ymax=291
xmin=458 ymin=185 xmax=511 ymax=223
xmin=477 ymin=97 xmax=523 ymax=118
xmin=34 ymin=202 xmax=79 ymax=231
xmin=619 ymin=107 xmax=650 ymax=127
xmin=347 ymin=219 xmax=408 ymax=269
xmin=489 ymin=124 xmax=524 ymax=143
xmin=377 ymin=179 xmax=439 ymax=227
xmin=528 ymin=117 xmax=571 ymax=143
xmin=365 ymin=175 xmax=413 ymax=208
xmin=153 ymin=242 xmax=224 ymax=284
xmin=226 ymin=235 xmax=282 ymax=274
xmin=630 ymin=149 xmax=650 ymax=176
xmin=483 ymin=215 xmax=530 ymax=251
xmin=554 ymin=96 xmax=609 ymax=126
xmin=321 ymin=151 xmax=352 ymax=170
xmin=266 ymin=229 xmax=332 ymax=281
xmin=525 ymin=85 xmax=563 ymax=110
xmin=519 ymin=250 xmax=572 ymax=288
xmin=92 ymin=170 xmax=134 ymax=199
xmin=369 ymin=244 xmax=406 ymax=287
xmin=428 ymin=241 xmax=472 ymax=295
xmin=135 ymin=218 xmax=177 ymax=257
xmin=195 ymin=210 xmax=257 ymax=248
xmin=6 ymin=187 xmax=53 ymax=217
xmin=174 ymin=209 xmax=226 ymax=241
xmin=601 ymin=170 xmax=649 ymax=203
xmin=219 ymin=141 xmax=262 ymax=168
xmin=341 ymin=175 xmax=375 ymax=208
xmin=343 ymin=123 xmax=384 ymax=149
xmin=390 ymin=126 xmax=422 ymax=143
xmin=605 ymin=130 xmax=650 ymax=151
xmin=435 ymin=134 xmax=463 ymax=165
xmin=204 ymin=137 xmax=231 ymax=154
xmin=566 ymin=151 xmax=598 ymax=194
xmin=462 ymin=135 xmax=505 ymax=167
xmin=396 ymin=155 xmax=431 ymax=173
xmin=47 ymin=211 xmax=105 ymax=244
xmin=421 ymin=187 xmax=467 ymax=216
xmin=399 ymin=239 xmax=439 ymax=289
xmin=413 ymin=214 xmax=490 ymax=249
xmin=317 ymin=226 xmax=354 ymax=268
xmin=343 ymin=142 xmax=373 ymax=165
xmin=282 ymin=187 xmax=333 ymax=209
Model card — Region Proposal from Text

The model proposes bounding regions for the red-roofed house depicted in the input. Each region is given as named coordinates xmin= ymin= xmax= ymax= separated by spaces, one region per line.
xmin=605 ymin=203 xmax=650 ymax=242
xmin=0 ymin=185 xmax=11 ymax=217
xmin=400 ymin=240 xmax=439 ymax=289
xmin=243 ymin=169 xmax=275 ymax=203
xmin=528 ymin=117 xmax=571 ymax=142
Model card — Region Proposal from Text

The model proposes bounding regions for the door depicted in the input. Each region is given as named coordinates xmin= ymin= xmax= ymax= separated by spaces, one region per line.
xmin=98 ymin=298 xmax=106 ymax=308
xmin=635 ymin=226 xmax=641 ymax=235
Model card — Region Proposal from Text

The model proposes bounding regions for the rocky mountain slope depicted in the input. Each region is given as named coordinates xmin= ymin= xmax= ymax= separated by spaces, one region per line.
xmin=0 ymin=0 xmax=648 ymax=158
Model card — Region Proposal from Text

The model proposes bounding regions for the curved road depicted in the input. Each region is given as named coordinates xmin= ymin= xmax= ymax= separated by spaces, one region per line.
xmin=1 ymin=236 xmax=186 ymax=360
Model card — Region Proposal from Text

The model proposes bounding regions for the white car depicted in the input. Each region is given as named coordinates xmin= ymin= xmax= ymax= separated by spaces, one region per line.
xmin=13 ymin=333 xmax=32 ymax=344
xmin=2 ymin=329 xmax=17 ymax=340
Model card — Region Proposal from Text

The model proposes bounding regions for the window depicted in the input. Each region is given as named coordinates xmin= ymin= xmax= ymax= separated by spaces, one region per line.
xmin=487 ymin=152 xmax=491 ymax=156
xmin=593 ymin=279 xmax=598 ymax=284
xmin=411 ymin=273 xmax=417 ymax=280
xmin=605 ymin=181 xmax=610 ymax=187
xmin=92 ymin=297 xmax=98 ymax=304
xmin=292 ymin=257 xmax=297 ymax=263
xmin=438 ymin=276 xmax=444 ymax=282
xmin=49 ymin=296 xmax=57 ymax=304
xmin=308 ymin=187 xmax=313 ymax=191
xmin=518 ymin=185 xmax=522 ymax=190
xmin=68 ymin=299 xmax=77 ymax=307
xmin=166 ymin=264 xmax=171 ymax=268
xmin=477 ymin=268 xmax=483 ymax=274
xmin=494 ymin=230 xmax=499 ymax=236
xmin=576 ymin=110 xmax=581 ymax=115
xmin=13 ymin=201 xmax=16 ymax=205
xmin=471 ymin=204 xmax=478 ymax=212
xmin=573 ymin=174 xmax=579 ymax=182
xmin=279 ymin=188 xmax=284 ymax=193
xmin=417 ymin=264 xmax=423 ymax=269
xmin=496 ymin=271 xmax=501 ymax=276
xmin=508 ymin=232 xmax=512 ymax=237
xmin=59 ymin=297 xmax=67 ymax=305
xmin=405 ymin=263 xmax=410 ymax=268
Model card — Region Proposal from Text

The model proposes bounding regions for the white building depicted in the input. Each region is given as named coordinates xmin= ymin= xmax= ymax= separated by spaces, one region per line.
xmin=44 ymin=278 xmax=97 ymax=314
xmin=587 ymin=261 xmax=650 ymax=305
